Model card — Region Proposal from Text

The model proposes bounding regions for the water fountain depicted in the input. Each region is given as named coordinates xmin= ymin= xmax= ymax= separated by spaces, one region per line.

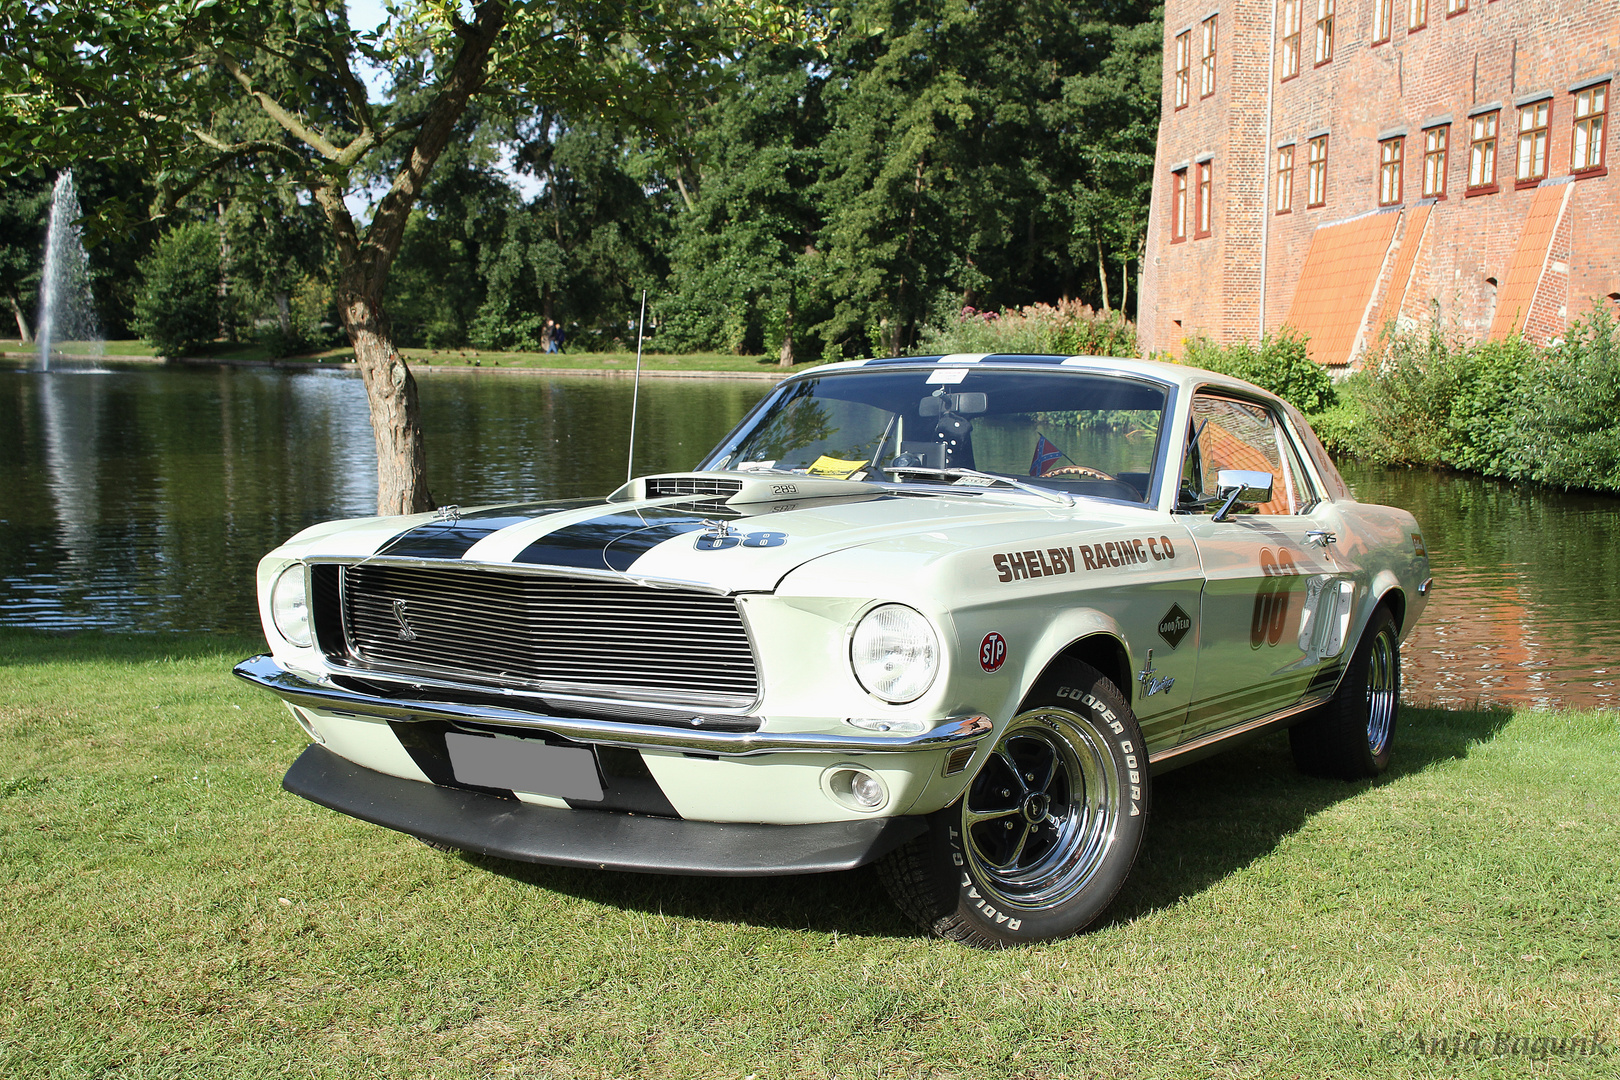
xmin=36 ymin=170 xmax=103 ymax=372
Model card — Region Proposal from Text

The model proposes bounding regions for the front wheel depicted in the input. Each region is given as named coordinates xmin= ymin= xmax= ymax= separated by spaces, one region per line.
xmin=1289 ymin=606 xmax=1401 ymax=779
xmin=877 ymin=662 xmax=1149 ymax=946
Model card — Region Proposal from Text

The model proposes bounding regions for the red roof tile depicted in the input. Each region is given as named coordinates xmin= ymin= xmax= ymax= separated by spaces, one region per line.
xmin=1367 ymin=204 xmax=1432 ymax=343
xmin=1284 ymin=210 xmax=1402 ymax=366
xmin=1489 ymin=183 xmax=1572 ymax=340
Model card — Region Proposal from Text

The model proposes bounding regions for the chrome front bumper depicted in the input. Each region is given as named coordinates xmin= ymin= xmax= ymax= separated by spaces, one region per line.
xmin=233 ymin=655 xmax=992 ymax=757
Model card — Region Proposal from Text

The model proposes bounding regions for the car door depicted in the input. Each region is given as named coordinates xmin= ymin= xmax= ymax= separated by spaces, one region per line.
xmin=1177 ymin=392 xmax=1355 ymax=743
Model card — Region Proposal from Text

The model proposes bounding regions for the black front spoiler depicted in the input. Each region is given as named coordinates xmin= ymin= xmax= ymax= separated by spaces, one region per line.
xmin=283 ymin=744 xmax=927 ymax=877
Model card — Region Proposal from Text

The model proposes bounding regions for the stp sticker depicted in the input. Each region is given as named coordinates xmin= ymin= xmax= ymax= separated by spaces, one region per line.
xmin=979 ymin=632 xmax=1008 ymax=673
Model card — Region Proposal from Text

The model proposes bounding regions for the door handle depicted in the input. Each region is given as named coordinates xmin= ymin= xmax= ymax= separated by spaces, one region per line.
xmin=1304 ymin=530 xmax=1337 ymax=547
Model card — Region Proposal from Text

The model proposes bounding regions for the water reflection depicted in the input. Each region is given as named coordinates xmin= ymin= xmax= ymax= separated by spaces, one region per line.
xmin=3 ymin=365 xmax=1617 ymax=710
xmin=0 ymin=367 xmax=769 ymax=633
xmin=1340 ymin=461 xmax=1620 ymax=711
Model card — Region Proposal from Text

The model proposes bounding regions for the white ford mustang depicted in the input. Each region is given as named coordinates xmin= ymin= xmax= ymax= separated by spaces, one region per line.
xmin=237 ymin=354 xmax=1431 ymax=945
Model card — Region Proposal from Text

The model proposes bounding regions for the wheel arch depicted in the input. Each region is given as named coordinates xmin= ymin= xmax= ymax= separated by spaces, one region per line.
xmin=1367 ymin=569 xmax=1408 ymax=633
xmin=1025 ymin=632 xmax=1133 ymax=709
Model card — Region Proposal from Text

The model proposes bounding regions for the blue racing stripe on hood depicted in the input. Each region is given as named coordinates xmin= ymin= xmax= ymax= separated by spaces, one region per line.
xmin=513 ymin=507 xmax=720 ymax=572
xmin=380 ymin=500 xmax=599 ymax=560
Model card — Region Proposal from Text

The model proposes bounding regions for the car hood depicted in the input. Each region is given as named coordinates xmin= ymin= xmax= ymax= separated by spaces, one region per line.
xmin=278 ymin=472 xmax=1153 ymax=594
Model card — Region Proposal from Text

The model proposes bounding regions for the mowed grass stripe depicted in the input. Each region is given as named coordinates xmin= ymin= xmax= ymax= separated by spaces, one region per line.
xmin=2 ymin=628 xmax=1615 ymax=1079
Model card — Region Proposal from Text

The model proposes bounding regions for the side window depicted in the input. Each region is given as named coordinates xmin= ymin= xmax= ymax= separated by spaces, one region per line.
xmin=1184 ymin=395 xmax=1316 ymax=514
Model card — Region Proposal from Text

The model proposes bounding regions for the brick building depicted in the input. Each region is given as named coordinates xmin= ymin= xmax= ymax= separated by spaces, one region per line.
xmin=1137 ymin=0 xmax=1620 ymax=365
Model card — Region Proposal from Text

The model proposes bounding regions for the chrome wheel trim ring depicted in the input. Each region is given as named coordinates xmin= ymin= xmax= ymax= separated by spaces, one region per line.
xmin=1364 ymin=626 xmax=1398 ymax=757
xmin=959 ymin=708 xmax=1120 ymax=912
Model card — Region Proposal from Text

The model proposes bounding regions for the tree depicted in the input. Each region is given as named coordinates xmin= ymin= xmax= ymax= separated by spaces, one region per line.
xmin=0 ymin=173 xmax=49 ymax=342
xmin=132 ymin=219 xmax=222 ymax=355
xmin=659 ymin=44 xmax=829 ymax=362
xmin=1 ymin=0 xmax=804 ymax=512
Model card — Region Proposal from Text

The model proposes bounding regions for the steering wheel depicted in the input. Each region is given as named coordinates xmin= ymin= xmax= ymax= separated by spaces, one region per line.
xmin=1042 ymin=464 xmax=1119 ymax=482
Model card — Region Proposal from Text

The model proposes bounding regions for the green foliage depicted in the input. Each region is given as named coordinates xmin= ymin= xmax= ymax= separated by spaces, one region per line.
xmin=0 ymin=173 xmax=50 ymax=339
xmin=1182 ymin=328 xmax=1336 ymax=414
xmin=258 ymin=274 xmax=340 ymax=357
xmin=131 ymin=220 xmax=221 ymax=356
xmin=1523 ymin=304 xmax=1620 ymax=491
xmin=917 ymin=299 xmax=1137 ymax=357
xmin=1326 ymin=304 xmax=1620 ymax=494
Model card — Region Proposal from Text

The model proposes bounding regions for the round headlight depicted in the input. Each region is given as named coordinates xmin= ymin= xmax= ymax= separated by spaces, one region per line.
xmin=850 ymin=603 xmax=939 ymax=703
xmin=271 ymin=564 xmax=313 ymax=648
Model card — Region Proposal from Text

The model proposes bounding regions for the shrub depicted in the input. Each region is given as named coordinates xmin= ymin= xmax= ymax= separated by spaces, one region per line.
xmin=1181 ymin=327 xmax=1336 ymax=414
xmin=916 ymin=300 xmax=1137 ymax=358
xmin=131 ymin=220 xmax=221 ymax=356
xmin=1340 ymin=314 xmax=1468 ymax=467
xmin=258 ymin=274 xmax=342 ymax=358
xmin=1523 ymin=304 xmax=1620 ymax=491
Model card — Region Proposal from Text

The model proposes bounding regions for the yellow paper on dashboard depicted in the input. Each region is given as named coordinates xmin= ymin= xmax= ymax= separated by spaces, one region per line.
xmin=806 ymin=455 xmax=869 ymax=479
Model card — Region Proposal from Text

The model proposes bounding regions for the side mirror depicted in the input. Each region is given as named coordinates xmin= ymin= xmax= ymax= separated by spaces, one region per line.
xmin=1212 ymin=469 xmax=1274 ymax=521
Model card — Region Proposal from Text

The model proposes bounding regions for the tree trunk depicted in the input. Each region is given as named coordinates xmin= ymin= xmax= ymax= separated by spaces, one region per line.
xmin=778 ymin=294 xmax=795 ymax=368
xmin=340 ymin=283 xmax=433 ymax=516
xmin=1120 ymin=249 xmax=1129 ymax=319
xmin=303 ymin=0 xmax=505 ymax=516
xmin=217 ymin=199 xmax=231 ymax=340
xmin=9 ymin=294 xmax=30 ymax=343
xmin=1096 ymin=234 xmax=1111 ymax=312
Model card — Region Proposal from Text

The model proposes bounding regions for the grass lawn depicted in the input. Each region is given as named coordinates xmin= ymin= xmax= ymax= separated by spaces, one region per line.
xmin=2 ymin=629 xmax=1615 ymax=1078
xmin=4 ymin=338 xmax=820 ymax=376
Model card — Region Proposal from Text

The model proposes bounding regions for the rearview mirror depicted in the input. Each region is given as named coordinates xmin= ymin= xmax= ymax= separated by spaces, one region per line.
xmin=917 ymin=392 xmax=987 ymax=417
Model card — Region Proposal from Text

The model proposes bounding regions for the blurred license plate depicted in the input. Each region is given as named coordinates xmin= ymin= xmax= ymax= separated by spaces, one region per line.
xmin=445 ymin=733 xmax=604 ymax=801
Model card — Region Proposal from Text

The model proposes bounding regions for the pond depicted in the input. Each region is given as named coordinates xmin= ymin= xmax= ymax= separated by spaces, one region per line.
xmin=3 ymin=363 xmax=1617 ymax=710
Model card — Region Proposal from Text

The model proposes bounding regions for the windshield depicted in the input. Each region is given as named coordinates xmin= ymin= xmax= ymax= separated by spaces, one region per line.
xmin=701 ymin=366 xmax=1170 ymax=505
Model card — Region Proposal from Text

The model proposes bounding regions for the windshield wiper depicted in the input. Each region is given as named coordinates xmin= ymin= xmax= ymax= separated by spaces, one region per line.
xmin=883 ymin=466 xmax=1074 ymax=507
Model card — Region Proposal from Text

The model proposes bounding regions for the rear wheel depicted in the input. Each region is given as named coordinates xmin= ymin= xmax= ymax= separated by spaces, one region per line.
xmin=878 ymin=662 xmax=1149 ymax=946
xmin=1290 ymin=606 xmax=1400 ymax=779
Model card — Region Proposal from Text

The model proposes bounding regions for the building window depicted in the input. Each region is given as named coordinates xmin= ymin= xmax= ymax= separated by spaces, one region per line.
xmin=1276 ymin=145 xmax=1295 ymax=212
xmin=1200 ymin=17 xmax=1218 ymax=98
xmin=1379 ymin=137 xmax=1404 ymax=205
xmin=1422 ymin=125 xmax=1449 ymax=197
xmin=1280 ymin=0 xmax=1301 ymax=79
xmin=1172 ymin=168 xmax=1188 ymax=242
xmin=1468 ymin=111 xmax=1498 ymax=191
xmin=1572 ymin=83 xmax=1608 ymax=172
xmin=1174 ymin=31 xmax=1191 ymax=109
xmin=1516 ymin=100 xmax=1550 ymax=184
xmin=1409 ymin=0 xmax=1427 ymax=30
xmin=1195 ymin=161 xmax=1213 ymax=237
xmin=1307 ymin=135 xmax=1328 ymax=207
xmin=1314 ymin=0 xmax=1334 ymax=65
xmin=1372 ymin=0 xmax=1392 ymax=44
xmin=1446 ymin=0 xmax=1467 ymax=14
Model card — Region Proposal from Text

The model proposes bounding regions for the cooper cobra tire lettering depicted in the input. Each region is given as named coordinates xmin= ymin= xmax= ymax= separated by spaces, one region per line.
xmin=875 ymin=659 xmax=1151 ymax=947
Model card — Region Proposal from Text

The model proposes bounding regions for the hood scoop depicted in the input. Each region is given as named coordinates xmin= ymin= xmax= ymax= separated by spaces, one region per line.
xmin=624 ymin=472 xmax=885 ymax=508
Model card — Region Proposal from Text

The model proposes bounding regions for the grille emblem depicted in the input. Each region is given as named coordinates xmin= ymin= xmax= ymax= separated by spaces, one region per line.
xmin=392 ymin=599 xmax=418 ymax=641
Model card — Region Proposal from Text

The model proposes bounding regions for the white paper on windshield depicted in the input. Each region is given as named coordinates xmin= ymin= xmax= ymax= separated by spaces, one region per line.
xmin=927 ymin=368 xmax=969 ymax=384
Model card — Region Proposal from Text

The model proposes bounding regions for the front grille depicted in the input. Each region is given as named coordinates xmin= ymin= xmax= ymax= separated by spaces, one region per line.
xmin=644 ymin=476 xmax=743 ymax=498
xmin=336 ymin=564 xmax=758 ymax=706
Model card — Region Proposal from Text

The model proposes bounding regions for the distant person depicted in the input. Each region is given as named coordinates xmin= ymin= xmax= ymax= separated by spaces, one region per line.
xmin=550 ymin=322 xmax=566 ymax=353
xmin=541 ymin=319 xmax=555 ymax=354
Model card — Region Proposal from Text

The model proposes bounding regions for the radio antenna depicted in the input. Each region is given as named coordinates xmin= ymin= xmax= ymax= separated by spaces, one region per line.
xmin=626 ymin=288 xmax=648 ymax=484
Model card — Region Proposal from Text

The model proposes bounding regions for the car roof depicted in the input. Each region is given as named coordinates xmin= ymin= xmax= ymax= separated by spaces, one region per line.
xmin=801 ymin=353 xmax=1275 ymax=402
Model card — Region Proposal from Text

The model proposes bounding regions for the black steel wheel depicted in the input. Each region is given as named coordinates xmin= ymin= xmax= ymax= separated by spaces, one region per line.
xmin=1290 ymin=605 xmax=1401 ymax=779
xmin=877 ymin=661 xmax=1149 ymax=946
